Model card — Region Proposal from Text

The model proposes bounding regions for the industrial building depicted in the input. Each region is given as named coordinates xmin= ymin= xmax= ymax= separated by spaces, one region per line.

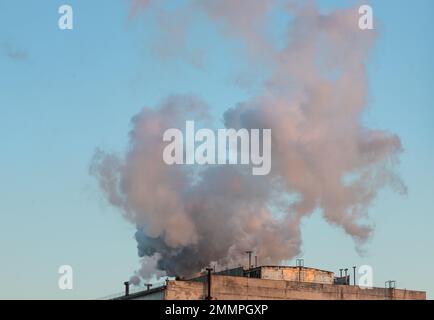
xmin=112 ymin=264 xmax=426 ymax=300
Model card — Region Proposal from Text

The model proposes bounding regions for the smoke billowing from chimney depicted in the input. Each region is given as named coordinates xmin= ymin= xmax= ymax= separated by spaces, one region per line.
xmin=90 ymin=1 xmax=406 ymax=281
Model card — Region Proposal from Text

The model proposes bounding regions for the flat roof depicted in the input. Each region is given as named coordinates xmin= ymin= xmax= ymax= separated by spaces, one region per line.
xmin=113 ymin=285 xmax=166 ymax=300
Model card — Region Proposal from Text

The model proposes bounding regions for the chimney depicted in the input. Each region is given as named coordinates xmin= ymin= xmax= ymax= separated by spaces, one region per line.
xmin=245 ymin=251 xmax=253 ymax=270
xmin=353 ymin=266 xmax=357 ymax=286
xmin=124 ymin=281 xmax=130 ymax=296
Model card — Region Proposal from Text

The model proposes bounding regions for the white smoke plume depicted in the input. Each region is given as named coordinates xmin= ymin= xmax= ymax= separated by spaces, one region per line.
xmin=90 ymin=1 xmax=405 ymax=281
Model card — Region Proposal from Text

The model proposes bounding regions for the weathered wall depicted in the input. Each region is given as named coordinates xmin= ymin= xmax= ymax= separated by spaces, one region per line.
xmin=165 ymin=280 xmax=205 ymax=300
xmin=260 ymin=267 xmax=334 ymax=285
xmin=165 ymin=276 xmax=426 ymax=300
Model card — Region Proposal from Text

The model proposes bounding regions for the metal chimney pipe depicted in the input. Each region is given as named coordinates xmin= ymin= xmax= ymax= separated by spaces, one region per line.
xmin=339 ymin=269 xmax=343 ymax=277
xmin=124 ymin=281 xmax=130 ymax=296
xmin=344 ymin=269 xmax=349 ymax=285
xmin=205 ymin=268 xmax=213 ymax=300
xmin=245 ymin=251 xmax=253 ymax=270
xmin=255 ymin=256 xmax=258 ymax=267
xmin=146 ymin=283 xmax=152 ymax=291
xmin=353 ymin=266 xmax=357 ymax=286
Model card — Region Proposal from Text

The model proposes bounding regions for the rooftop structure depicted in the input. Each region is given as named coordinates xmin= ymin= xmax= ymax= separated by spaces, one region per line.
xmin=110 ymin=264 xmax=426 ymax=300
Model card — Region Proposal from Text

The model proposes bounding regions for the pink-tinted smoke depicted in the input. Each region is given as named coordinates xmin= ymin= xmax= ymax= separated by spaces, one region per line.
xmin=90 ymin=1 xmax=405 ymax=282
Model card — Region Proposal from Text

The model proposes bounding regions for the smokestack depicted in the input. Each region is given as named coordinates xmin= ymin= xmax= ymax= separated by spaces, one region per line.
xmin=245 ymin=251 xmax=253 ymax=270
xmin=124 ymin=281 xmax=130 ymax=296
xmin=344 ymin=268 xmax=349 ymax=285
xmin=353 ymin=266 xmax=357 ymax=286
xmin=255 ymin=255 xmax=258 ymax=267
xmin=146 ymin=283 xmax=152 ymax=291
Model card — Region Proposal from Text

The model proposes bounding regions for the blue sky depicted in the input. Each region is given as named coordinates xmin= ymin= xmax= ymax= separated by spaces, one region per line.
xmin=0 ymin=0 xmax=433 ymax=299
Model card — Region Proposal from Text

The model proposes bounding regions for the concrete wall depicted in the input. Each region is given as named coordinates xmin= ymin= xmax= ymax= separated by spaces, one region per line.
xmin=165 ymin=275 xmax=426 ymax=300
xmin=260 ymin=267 xmax=334 ymax=285
xmin=165 ymin=280 xmax=206 ymax=300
